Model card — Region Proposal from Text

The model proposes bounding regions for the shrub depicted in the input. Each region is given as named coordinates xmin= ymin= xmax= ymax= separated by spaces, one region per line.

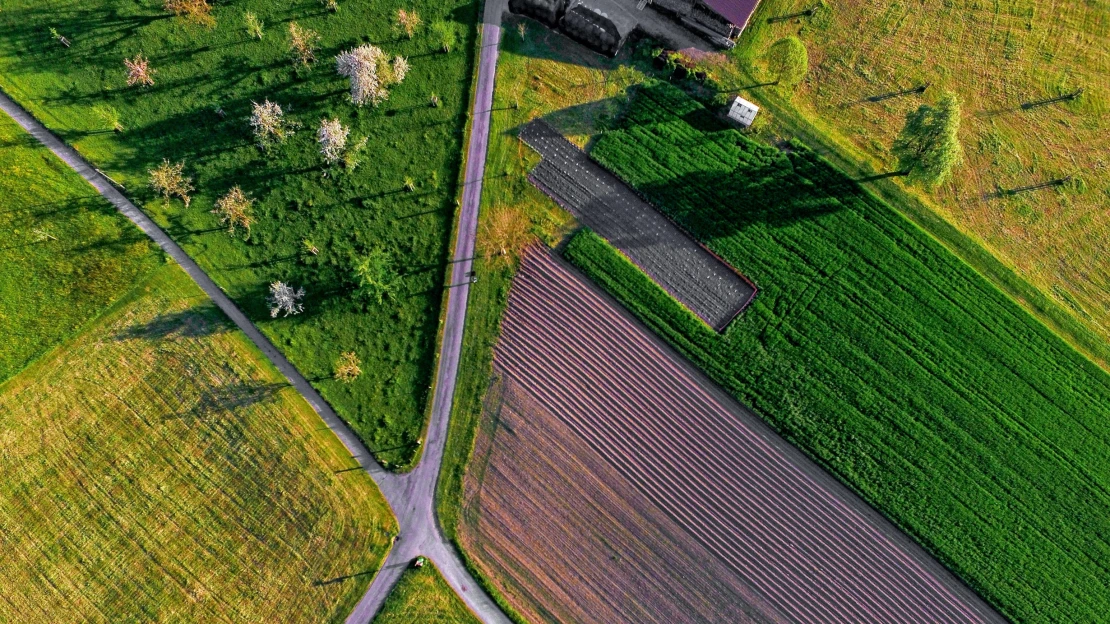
xmin=353 ymin=248 xmax=399 ymax=304
xmin=148 ymin=159 xmax=193 ymax=207
xmin=124 ymin=54 xmax=155 ymax=87
xmin=211 ymin=186 xmax=255 ymax=239
xmin=244 ymin=11 xmax=264 ymax=40
xmin=317 ymin=118 xmax=350 ymax=165
xmin=249 ymin=100 xmax=296 ymax=149
xmin=395 ymin=9 xmax=422 ymax=39
xmin=267 ymin=281 xmax=305 ymax=317
xmin=334 ymin=351 xmax=362 ymax=382
xmin=164 ymin=0 xmax=215 ymax=27
xmin=288 ymin=22 xmax=320 ymax=66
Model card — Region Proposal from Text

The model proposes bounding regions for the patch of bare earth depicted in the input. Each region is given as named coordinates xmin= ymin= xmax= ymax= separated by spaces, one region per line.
xmin=460 ymin=247 xmax=1004 ymax=624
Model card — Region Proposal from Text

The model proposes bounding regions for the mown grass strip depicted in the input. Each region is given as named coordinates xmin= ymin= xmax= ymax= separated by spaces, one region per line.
xmin=0 ymin=111 xmax=160 ymax=383
xmin=372 ymin=562 xmax=480 ymax=624
xmin=581 ymin=81 xmax=1110 ymax=624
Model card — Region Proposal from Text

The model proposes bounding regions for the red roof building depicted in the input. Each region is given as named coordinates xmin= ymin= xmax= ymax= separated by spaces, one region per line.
xmin=700 ymin=0 xmax=761 ymax=30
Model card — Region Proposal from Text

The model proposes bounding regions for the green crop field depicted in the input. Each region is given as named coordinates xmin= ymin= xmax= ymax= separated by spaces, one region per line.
xmin=732 ymin=0 xmax=1110 ymax=361
xmin=372 ymin=563 xmax=479 ymax=624
xmin=573 ymin=81 xmax=1110 ymax=623
xmin=0 ymin=263 xmax=396 ymax=623
xmin=0 ymin=0 xmax=479 ymax=467
xmin=0 ymin=110 xmax=159 ymax=382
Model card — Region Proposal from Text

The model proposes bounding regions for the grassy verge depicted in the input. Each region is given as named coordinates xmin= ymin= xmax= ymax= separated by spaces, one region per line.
xmin=371 ymin=561 xmax=479 ymax=624
xmin=0 ymin=0 xmax=480 ymax=467
xmin=437 ymin=12 xmax=644 ymax=542
xmin=0 ymin=108 xmax=159 ymax=382
xmin=577 ymin=81 xmax=1110 ymax=622
xmin=0 ymin=263 xmax=396 ymax=623
xmin=437 ymin=17 xmax=644 ymax=623
xmin=721 ymin=0 xmax=1110 ymax=370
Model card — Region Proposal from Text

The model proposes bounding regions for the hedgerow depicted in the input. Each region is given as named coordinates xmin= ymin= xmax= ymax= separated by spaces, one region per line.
xmin=583 ymin=81 xmax=1110 ymax=623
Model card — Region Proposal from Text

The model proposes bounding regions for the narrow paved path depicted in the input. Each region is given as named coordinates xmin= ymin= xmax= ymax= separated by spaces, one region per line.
xmin=345 ymin=2 xmax=510 ymax=620
xmin=0 ymin=0 xmax=509 ymax=620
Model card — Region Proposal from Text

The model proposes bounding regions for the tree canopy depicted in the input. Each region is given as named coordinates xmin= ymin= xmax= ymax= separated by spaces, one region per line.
xmin=892 ymin=92 xmax=964 ymax=187
xmin=764 ymin=37 xmax=808 ymax=91
xmin=353 ymin=248 xmax=399 ymax=304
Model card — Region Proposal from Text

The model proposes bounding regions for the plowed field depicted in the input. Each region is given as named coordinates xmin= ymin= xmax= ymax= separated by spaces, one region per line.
xmin=460 ymin=247 xmax=1003 ymax=624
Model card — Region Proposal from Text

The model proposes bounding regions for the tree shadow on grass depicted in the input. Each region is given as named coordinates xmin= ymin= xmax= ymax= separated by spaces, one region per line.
xmin=1 ymin=195 xmax=100 ymax=216
xmin=313 ymin=569 xmax=377 ymax=587
xmin=115 ymin=307 xmax=228 ymax=341
xmin=186 ymin=381 xmax=290 ymax=419
xmin=0 ymin=8 xmax=170 ymax=74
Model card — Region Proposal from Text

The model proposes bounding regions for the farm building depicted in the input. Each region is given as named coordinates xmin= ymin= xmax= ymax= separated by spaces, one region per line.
xmin=727 ymin=96 xmax=759 ymax=127
xmin=647 ymin=0 xmax=761 ymax=48
xmin=509 ymin=0 xmax=638 ymax=55
xmin=508 ymin=0 xmax=762 ymax=54
xmin=507 ymin=0 xmax=565 ymax=27
xmin=562 ymin=0 xmax=639 ymax=56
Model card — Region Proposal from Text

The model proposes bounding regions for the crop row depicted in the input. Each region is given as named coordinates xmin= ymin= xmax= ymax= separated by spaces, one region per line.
xmin=500 ymin=248 xmax=1000 ymax=623
xmin=578 ymin=81 xmax=1110 ymax=623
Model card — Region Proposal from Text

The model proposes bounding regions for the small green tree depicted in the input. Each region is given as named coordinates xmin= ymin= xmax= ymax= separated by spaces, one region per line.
xmin=92 ymin=105 xmax=123 ymax=132
xmin=353 ymin=248 xmax=399 ymax=303
xmin=891 ymin=92 xmax=964 ymax=187
xmin=429 ymin=20 xmax=458 ymax=53
xmin=764 ymin=37 xmax=808 ymax=92
xmin=288 ymin=22 xmax=320 ymax=66
xmin=244 ymin=11 xmax=264 ymax=40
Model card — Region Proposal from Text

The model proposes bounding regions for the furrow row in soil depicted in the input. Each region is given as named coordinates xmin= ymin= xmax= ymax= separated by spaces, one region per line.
xmin=487 ymin=247 xmax=995 ymax=623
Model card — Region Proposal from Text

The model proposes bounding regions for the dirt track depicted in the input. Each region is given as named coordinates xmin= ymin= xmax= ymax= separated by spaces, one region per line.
xmin=464 ymin=246 xmax=1006 ymax=624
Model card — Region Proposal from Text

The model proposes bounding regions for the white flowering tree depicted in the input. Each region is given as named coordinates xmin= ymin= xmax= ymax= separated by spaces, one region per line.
xmin=250 ymin=100 xmax=294 ymax=149
xmin=317 ymin=118 xmax=349 ymax=165
xmin=267 ymin=281 xmax=305 ymax=317
xmin=336 ymin=45 xmax=409 ymax=107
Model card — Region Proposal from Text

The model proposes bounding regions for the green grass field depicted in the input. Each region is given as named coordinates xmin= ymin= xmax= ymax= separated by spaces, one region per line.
xmin=572 ymin=81 xmax=1110 ymax=623
xmin=0 ymin=262 xmax=396 ymax=623
xmin=371 ymin=563 xmax=479 ymax=624
xmin=0 ymin=0 xmax=480 ymax=467
xmin=0 ymin=110 xmax=159 ymax=382
xmin=730 ymin=0 xmax=1110 ymax=362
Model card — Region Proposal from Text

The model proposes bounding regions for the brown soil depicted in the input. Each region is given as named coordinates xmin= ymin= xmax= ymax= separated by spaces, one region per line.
xmin=458 ymin=246 xmax=1004 ymax=624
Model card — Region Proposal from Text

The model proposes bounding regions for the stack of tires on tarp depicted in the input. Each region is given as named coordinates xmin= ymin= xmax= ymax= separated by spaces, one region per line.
xmin=508 ymin=0 xmax=564 ymax=26
xmin=508 ymin=0 xmax=635 ymax=57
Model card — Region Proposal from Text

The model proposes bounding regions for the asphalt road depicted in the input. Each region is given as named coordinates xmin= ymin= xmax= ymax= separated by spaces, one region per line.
xmin=344 ymin=0 xmax=510 ymax=620
xmin=0 ymin=0 xmax=510 ymax=620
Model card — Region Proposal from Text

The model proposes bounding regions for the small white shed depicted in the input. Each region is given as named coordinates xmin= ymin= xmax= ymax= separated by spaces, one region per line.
xmin=727 ymin=96 xmax=759 ymax=127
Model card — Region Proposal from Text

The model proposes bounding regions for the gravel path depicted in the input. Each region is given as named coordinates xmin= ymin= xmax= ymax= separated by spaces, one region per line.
xmin=520 ymin=119 xmax=756 ymax=330
xmin=0 ymin=1 xmax=511 ymax=618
